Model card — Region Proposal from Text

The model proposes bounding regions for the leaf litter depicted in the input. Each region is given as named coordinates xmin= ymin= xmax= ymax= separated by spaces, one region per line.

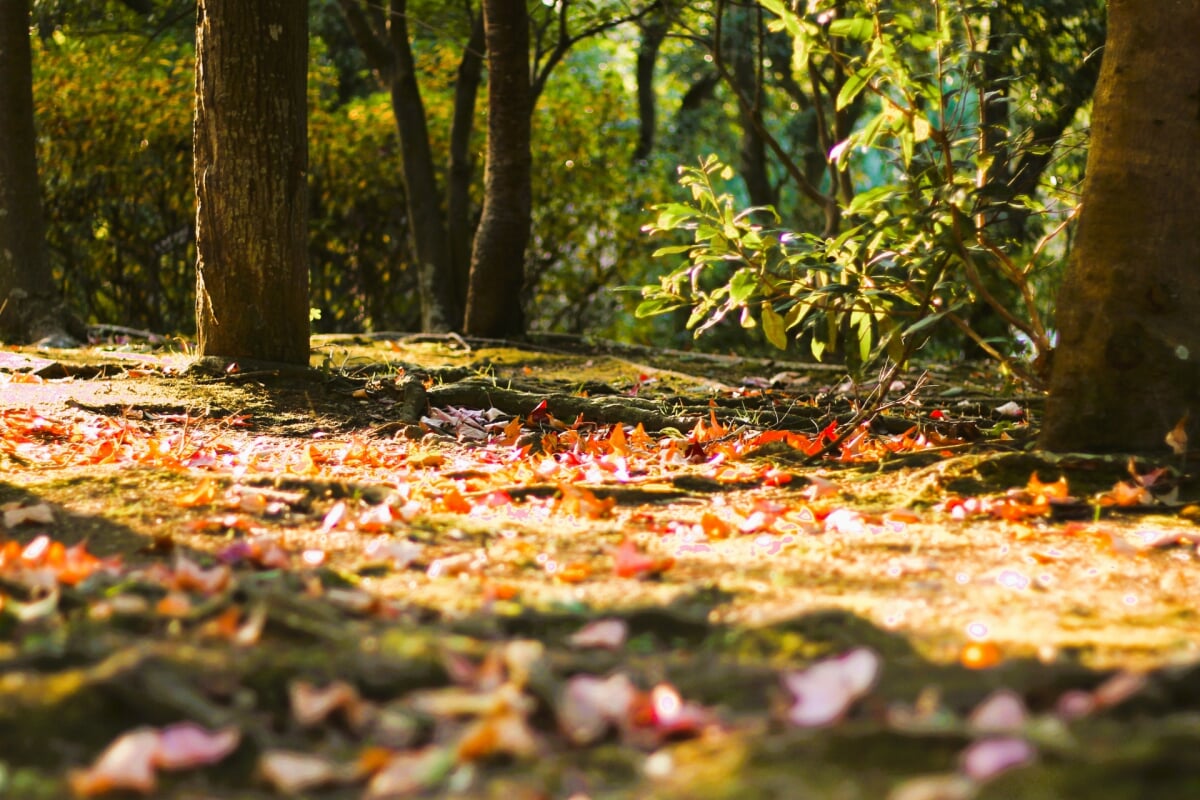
xmin=1 ymin=337 xmax=1200 ymax=797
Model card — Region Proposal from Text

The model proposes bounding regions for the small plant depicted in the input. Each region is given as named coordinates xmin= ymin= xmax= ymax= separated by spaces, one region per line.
xmin=638 ymin=0 xmax=1087 ymax=386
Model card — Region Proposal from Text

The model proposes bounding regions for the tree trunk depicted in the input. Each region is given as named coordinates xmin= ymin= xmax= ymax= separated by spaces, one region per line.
xmin=0 ymin=0 xmax=78 ymax=345
xmin=385 ymin=0 xmax=457 ymax=332
xmin=445 ymin=10 xmax=485 ymax=317
xmin=462 ymin=0 xmax=530 ymax=338
xmin=729 ymin=6 xmax=775 ymax=208
xmin=194 ymin=0 xmax=310 ymax=364
xmin=1040 ymin=0 xmax=1200 ymax=452
xmin=632 ymin=16 xmax=667 ymax=163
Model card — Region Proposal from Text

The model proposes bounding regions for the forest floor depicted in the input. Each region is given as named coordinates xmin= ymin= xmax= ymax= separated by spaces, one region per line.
xmin=2 ymin=333 xmax=1200 ymax=799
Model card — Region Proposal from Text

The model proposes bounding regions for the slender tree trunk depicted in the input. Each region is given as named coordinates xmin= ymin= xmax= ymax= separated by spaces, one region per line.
xmin=0 ymin=0 xmax=78 ymax=344
xmin=729 ymin=6 xmax=775 ymax=208
xmin=1040 ymin=0 xmax=1200 ymax=452
xmin=445 ymin=10 xmax=485 ymax=317
xmin=463 ymin=0 xmax=530 ymax=338
xmin=632 ymin=17 xmax=667 ymax=163
xmin=385 ymin=0 xmax=456 ymax=332
xmin=194 ymin=0 xmax=310 ymax=363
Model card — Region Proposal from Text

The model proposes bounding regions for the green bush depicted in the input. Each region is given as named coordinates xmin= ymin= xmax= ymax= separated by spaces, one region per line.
xmin=33 ymin=31 xmax=417 ymax=335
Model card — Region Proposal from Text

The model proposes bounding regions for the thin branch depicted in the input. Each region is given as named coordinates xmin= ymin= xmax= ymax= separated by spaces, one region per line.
xmin=711 ymin=0 xmax=836 ymax=226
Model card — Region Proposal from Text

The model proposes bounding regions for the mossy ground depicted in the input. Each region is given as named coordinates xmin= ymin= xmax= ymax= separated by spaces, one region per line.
xmin=2 ymin=336 xmax=1199 ymax=798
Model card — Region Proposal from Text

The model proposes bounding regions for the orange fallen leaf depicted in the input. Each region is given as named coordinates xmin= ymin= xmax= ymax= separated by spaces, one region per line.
xmin=961 ymin=640 xmax=1002 ymax=669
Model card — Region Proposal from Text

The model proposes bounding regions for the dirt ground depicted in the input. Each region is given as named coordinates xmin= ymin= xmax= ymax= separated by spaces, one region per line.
xmin=2 ymin=334 xmax=1200 ymax=799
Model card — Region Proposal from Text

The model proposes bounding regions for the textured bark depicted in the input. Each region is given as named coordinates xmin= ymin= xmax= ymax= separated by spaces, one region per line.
xmin=632 ymin=17 xmax=666 ymax=163
xmin=385 ymin=0 xmax=456 ymax=332
xmin=729 ymin=7 xmax=774 ymax=208
xmin=463 ymin=0 xmax=530 ymax=338
xmin=0 ymin=0 xmax=54 ymax=342
xmin=446 ymin=11 xmax=485 ymax=317
xmin=1040 ymin=0 xmax=1200 ymax=452
xmin=194 ymin=0 xmax=310 ymax=363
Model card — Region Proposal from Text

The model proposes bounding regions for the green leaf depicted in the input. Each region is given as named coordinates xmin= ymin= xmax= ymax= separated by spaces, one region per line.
xmin=829 ymin=17 xmax=873 ymax=40
xmin=762 ymin=303 xmax=788 ymax=350
xmin=729 ymin=268 xmax=759 ymax=304
xmin=652 ymin=244 xmax=695 ymax=258
xmin=837 ymin=66 xmax=877 ymax=110
xmin=635 ymin=297 xmax=681 ymax=318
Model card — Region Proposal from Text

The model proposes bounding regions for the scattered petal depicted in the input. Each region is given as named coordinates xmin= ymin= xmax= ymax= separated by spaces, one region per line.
xmin=960 ymin=737 xmax=1035 ymax=782
xmin=967 ymin=690 xmax=1027 ymax=732
xmin=783 ymin=647 xmax=880 ymax=727
xmin=568 ymin=618 xmax=628 ymax=650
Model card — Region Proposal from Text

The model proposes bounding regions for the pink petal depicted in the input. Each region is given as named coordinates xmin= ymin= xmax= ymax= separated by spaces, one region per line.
xmin=69 ymin=728 xmax=160 ymax=796
xmin=289 ymin=680 xmax=368 ymax=729
xmin=784 ymin=647 xmax=881 ymax=727
xmin=568 ymin=619 xmax=628 ymax=650
xmin=154 ymin=723 xmax=240 ymax=770
xmin=960 ymin=736 xmax=1035 ymax=782
xmin=258 ymin=749 xmax=341 ymax=795
xmin=559 ymin=673 xmax=636 ymax=744
xmin=967 ymin=690 xmax=1027 ymax=732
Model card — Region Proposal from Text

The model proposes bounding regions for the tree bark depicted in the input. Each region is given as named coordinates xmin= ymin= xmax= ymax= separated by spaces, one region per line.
xmin=463 ymin=0 xmax=530 ymax=338
xmin=0 ymin=0 xmax=78 ymax=344
xmin=194 ymin=0 xmax=310 ymax=364
xmin=729 ymin=5 xmax=775 ymax=208
xmin=446 ymin=10 xmax=485 ymax=317
xmin=1040 ymin=0 xmax=1200 ymax=452
xmin=384 ymin=0 xmax=457 ymax=332
xmin=632 ymin=16 xmax=667 ymax=163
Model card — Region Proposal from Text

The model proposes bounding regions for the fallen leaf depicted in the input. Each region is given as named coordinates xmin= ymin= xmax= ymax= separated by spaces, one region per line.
xmin=568 ymin=618 xmax=628 ymax=650
xmin=783 ymin=647 xmax=881 ymax=727
xmin=959 ymin=737 xmax=1035 ymax=782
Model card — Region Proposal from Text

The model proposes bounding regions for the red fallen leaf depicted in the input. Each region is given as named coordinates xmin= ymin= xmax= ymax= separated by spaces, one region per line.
xmin=456 ymin=704 xmax=541 ymax=761
xmin=1026 ymin=472 xmax=1069 ymax=500
xmin=169 ymin=555 xmax=231 ymax=594
xmin=960 ymin=640 xmax=1003 ymax=669
xmin=156 ymin=591 xmax=192 ymax=617
xmin=1166 ymin=413 xmax=1189 ymax=455
xmin=497 ymin=415 xmax=524 ymax=445
xmin=556 ymin=483 xmax=615 ymax=520
xmin=527 ymin=399 xmax=551 ymax=424
xmin=555 ymin=560 xmax=592 ymax=583
xmin=290 ymin=679 xmax=373 ymax=731
xmin=612 ymin=539 xmax=673 ymax=578
xmin=175 ymin=480 xmax=217 ymax=508
xmin=258 ymin=750 xmax=346 ymax=795
xmin=1097 ymin=480 xmax=1151 ymax=507
xmin=440 ymin=486 xmax=473 ymax=514
xmin=608 ymin=423 xmax=630 ymax=456
xmin=364 ymin=746 xmax=451 ymax=799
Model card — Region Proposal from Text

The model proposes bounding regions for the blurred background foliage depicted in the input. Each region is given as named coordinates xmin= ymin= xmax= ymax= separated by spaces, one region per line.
xmin=27 ymin=0 xmax=1103 ymax=365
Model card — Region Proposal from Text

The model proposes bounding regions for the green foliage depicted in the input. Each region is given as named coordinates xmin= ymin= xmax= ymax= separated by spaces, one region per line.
xmin=33 ymin=31 xmax=417 ymax=334
xmin=640 ymin=0 xmax=1096 ymax=382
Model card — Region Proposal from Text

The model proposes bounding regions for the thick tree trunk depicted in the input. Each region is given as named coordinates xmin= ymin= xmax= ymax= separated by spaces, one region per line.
xmin=194 ymin=0 xmax=310 ymax=364
xmin=445 ymin=11 xmax=485 ymax=318
xmin=1040 ymin=0 xmax=1200 ymax=452
xmin=0 ymin=0 xmax=77 ymax=344
xmin=462 ymin=0 xmax=530 ymax=338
